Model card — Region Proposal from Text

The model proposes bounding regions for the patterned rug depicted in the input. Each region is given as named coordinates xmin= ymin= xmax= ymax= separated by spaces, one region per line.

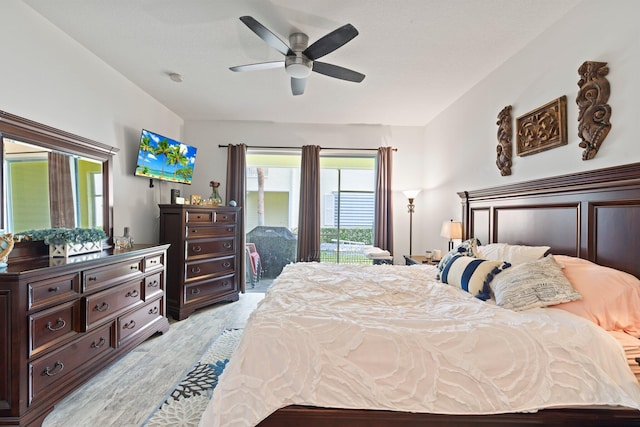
xmin=143 ymin=328 xmax=243 ymax=427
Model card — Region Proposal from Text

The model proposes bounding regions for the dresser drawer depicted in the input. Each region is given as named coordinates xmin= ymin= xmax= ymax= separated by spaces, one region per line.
xmin=184 ymin=274 xmax=236 ymax=303
xmin=144 ymin=272 xmax=163 ymax=300
xmin=28 ymin=273 xmax=81 ymax=311
xmin=30 ymin=323 xmax=114 ymax=404
xmin=186 ymin=225 xmax=236 ymax=240
xmin=83 ymin=258 xmax=143 ymax=292
xmin=186 ymin=237 xmax=235 ymax=259
xmin=214 ymin=211 xmax=237 ymax=224
xmin=118 ymin=298 xmax=163 ymax=343
xmin=185 ymin=256 xmax=235 ymax=281
xmin=186 ymin=210 xmax=214 ymax=223
xmin=84 ymin=279 xmax=144 ymax=329
xmin=29 ymin=300 xmax=81 ymax=357
xmin=144 ymin=254 xmax=164 ymax=271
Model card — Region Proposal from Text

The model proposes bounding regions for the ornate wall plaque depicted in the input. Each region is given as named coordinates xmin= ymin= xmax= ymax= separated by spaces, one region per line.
xmin=496 ymin=105 xmax=512 ymax=176
xmin=516 ymin=96 xmax=567 ymax=156
xmin=577 ymin=61 xmax=611 ymax=160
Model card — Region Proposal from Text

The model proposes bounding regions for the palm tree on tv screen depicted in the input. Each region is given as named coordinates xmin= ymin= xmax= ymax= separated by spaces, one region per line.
xmin=166 ymin=145 xmax=189 ymax=181
xmin=154 ymin=138 xmax=172 ymax=178
xmin=176 ymin=167 xmax=193 ymax=182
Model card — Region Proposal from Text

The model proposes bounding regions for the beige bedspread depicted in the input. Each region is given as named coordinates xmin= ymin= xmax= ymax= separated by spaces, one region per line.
xmin=200 ymin=263 xmax=640 ymax=427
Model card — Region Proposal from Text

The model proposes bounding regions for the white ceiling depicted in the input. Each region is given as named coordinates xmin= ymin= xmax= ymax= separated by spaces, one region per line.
xmin=24 ymin=0 xmax=581 ymax=127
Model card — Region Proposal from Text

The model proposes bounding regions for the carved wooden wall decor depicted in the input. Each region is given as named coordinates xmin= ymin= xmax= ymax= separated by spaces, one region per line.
xmin=577 ymin=61 xmax=611 ymax=160
xmin=496 ymin=105 xmax=513 ymax=176
xmin=516 ymin=96 xmax=567 ymax=156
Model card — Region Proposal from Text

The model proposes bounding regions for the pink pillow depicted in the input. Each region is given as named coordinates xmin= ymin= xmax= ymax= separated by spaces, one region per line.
xmin=552 ymin=255 xmax=640 ymax=337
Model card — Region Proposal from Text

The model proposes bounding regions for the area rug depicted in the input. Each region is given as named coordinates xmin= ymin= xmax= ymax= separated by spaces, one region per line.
xmin=143 ymin=328 xmax=243 ymax=427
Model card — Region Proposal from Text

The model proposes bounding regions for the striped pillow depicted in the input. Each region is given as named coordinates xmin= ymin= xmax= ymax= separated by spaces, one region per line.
xmin=441 ymin=255 xmax=510 ymax=300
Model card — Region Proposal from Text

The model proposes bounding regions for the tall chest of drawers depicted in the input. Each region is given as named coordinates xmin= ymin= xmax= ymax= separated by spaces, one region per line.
xmin=0 ymin=244 xmax=170 ymax=427
xmin=159 ymin=205 xmax=242 ymax=320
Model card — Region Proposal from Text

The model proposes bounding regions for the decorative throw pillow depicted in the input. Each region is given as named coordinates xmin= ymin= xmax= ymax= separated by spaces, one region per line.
xmin=491 ymin=255 xmax=582 ymax=311
xmin=441 ymin=255 xmax=509 ymax=300
xmin=437 ymin=238 xmax=481 ymax=273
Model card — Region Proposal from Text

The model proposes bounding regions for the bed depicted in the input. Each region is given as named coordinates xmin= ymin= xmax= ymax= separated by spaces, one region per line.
xmin=200 ymin=162 xmax=640 ymax=426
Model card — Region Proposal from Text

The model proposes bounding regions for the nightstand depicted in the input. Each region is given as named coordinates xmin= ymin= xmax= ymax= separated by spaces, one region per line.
xmin=404 ymin=255 xmax=439 ymax=265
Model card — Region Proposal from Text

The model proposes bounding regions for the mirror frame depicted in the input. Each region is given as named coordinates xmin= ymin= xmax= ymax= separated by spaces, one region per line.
xmin=0 ymin=110 xmax=118 ymax=244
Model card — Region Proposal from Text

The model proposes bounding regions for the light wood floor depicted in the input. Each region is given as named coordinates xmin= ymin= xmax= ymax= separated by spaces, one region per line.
xmin=42 ymin=293 xmax=264 ymax=427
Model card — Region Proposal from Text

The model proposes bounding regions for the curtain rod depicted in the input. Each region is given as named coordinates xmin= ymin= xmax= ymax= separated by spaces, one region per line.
xmin=218 ymin=144 xmax=397 ymax=152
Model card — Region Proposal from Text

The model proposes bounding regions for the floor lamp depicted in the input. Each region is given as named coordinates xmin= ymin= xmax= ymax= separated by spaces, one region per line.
xmin=403 ymin=190 xmax=421 ymax=256
xmin=440 ymin=219 xmax=463 ymax=251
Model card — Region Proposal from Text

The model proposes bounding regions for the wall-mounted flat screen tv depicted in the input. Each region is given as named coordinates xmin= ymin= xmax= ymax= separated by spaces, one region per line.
xmin=135 ymin=129 xmax=197 ymax=185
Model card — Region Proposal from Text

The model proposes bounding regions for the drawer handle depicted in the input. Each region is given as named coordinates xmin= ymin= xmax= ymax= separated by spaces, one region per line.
xmin=130 ymin=265 xmax=139 ymax=271
xmin=123 ymin=320 xmax=136 ymax=329
xmin=192 ymin=245 xmax=202 ymax=253
xmin=223 ymin=243 xmax=232 ymax=249
xmin=148 ymin=259 xmax=158 ymax=265
xmin=223 ymin=262 xmax=231 ymax=268
xmin=46 ymin=318 xmax=66 ymax=332
xmin=91 ymin=337 xmax=106 ymax=349
xmin=148 ymin=306 xmax=159 ymax=315
xmin=43 ymin=361 xmax=64 ymax=377
xmin=192 ymin=229 xmax=198 ymax=234
xmin=48 ymin=286 xmax=60 ymax=293
xmin=126 ymin=290 xmax=139 ymax=298
xmin=191 ymin=288 xmax=201 ymax=295
xmin=87 ymin=276 xmax=97 ymax=282
xmin=94 ymin=302 xmax=110 ymax=312
xmin=191 ymin=266 xmax=201 ymax=274
xmin=220 ymin=215 xmax=228 ymax=220
xmin=226 ymin=228 xmax=233 ymax=233
xmin=148 ymin=279 xmax=159 ymax=288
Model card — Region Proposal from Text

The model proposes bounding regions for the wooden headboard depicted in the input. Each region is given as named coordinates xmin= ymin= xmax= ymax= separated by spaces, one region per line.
xmin=459 ymin=162 xmax=640 ymax=279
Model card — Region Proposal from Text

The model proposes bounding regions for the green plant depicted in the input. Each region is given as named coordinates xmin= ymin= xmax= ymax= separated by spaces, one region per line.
xmin=320 ymin=227 xmax=373 ymax=245
xmin=17 ymin=228 xmax=106 ymax=245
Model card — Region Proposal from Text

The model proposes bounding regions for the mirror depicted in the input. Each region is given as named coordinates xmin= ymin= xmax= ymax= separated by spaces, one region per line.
xmin=0 ymin=111 xmax=117 ymax=243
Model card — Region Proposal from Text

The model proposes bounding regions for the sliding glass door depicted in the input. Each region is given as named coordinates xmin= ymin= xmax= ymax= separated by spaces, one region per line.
xmin=245 ymin=150 xmax=376 ymax=279
xmin=319 ymin=155 xmax=375 ymax=264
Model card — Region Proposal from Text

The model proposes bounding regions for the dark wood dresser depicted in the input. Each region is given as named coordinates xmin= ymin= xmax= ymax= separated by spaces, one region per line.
xmin=0 ymin=243 xmax=170 ymax=427
xmin=159 ymin=205 xmax=241 ymax=320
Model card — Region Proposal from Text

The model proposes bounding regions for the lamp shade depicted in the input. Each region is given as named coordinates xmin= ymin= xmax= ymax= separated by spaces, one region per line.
xmin=402 ymin=189 xmax=421 ymax=200
xmin=440 ymin=220 xmax=463 ymax=239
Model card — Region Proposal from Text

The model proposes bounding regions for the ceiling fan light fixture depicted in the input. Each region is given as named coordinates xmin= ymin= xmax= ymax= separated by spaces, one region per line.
xmin=285 ymin=55 xmax=312 ymax=78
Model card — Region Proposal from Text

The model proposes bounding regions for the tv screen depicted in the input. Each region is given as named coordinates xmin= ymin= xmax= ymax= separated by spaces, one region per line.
xmin=135 ymin=129 xmax=197 ymax=185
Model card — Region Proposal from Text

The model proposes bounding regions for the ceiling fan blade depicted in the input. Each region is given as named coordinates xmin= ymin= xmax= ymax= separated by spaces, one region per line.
xmin=229 ymin=61 xmax=284 ymax=72
xmin=239 ymin=16 xmax=291 ymax=56
xmin=312 ymin=62 xmax=365 ymax=83
xmin=303 ymin=23 xmax=358 ymax=60
xmin=291 ymin=77 xmax=306 ymax=96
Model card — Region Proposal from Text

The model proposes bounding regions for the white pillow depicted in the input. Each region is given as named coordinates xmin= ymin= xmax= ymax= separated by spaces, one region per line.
xmin=478 ymin=243 xmax=550 ymax=265
xmin=477 ymin=243 xmax=508 ymax=261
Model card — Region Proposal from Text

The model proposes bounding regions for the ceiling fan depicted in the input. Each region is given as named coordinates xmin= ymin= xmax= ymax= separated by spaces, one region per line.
xmin=230 ymin=16 xmax=365 ymax=95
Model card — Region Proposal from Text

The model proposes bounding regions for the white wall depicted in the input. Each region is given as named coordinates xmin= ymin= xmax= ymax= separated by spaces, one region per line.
xmin=5 ymin=0 xmax=638 ymax=257
xmin=420 ymin=0 xmax=640 ymax=253
xmin=1 ymin=1 xmax=184 ymax=244
xmin=184 ymin=120 xmax=426 ymax=262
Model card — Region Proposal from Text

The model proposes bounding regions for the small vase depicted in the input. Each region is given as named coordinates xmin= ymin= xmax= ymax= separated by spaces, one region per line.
xmin=209 ymin=188 xmax=222 ymax=206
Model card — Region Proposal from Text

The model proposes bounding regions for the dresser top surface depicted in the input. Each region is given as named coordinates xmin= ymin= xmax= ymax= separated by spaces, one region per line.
xmin=1 ymin=243 xmax=169 ymax=277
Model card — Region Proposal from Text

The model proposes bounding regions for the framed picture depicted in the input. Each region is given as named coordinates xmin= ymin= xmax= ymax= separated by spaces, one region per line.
xmin=516 ymin=96 xmax=567 ymax=156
